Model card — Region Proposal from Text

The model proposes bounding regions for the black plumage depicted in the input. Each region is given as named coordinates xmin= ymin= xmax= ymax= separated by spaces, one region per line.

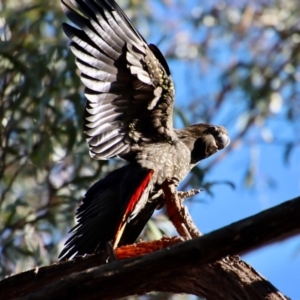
xmin=59 ymin=0 xmax=230 ymax=260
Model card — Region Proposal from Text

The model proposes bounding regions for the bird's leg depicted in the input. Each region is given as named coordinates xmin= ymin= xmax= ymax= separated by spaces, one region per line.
xmin=162 ymin=179 xmax=202 ymax=240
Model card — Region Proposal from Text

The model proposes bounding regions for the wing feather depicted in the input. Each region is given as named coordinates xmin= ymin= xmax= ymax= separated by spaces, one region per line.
xmin=61 ymin=0 xmax=176 ymax=160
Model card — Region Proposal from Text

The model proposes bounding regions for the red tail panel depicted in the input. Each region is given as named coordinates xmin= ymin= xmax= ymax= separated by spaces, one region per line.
xmin=113 ymin=169 xmax=154 ymax=248
xmin=124 ymin=169 xmax=154 ymax=217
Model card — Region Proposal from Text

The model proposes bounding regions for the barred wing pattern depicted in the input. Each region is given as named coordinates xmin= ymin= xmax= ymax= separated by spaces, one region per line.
xmin=61 ymin=0 xmax=176 ymax=160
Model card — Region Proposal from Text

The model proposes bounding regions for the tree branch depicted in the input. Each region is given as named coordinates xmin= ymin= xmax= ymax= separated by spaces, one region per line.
xmin=2 ymin=196 xmax=299 ymax=299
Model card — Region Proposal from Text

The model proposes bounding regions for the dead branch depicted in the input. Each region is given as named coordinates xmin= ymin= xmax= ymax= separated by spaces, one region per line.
xmin=1 ymin=196 xmax=299 ymax=300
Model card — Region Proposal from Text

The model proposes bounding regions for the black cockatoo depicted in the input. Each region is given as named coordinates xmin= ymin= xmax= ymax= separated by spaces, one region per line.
xmin=59 ymin=0 xmax=230 ymax=260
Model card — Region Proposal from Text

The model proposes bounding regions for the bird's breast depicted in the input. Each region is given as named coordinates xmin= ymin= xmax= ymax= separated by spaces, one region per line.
xmin=136 ymin=141 xmax=191 ymax=186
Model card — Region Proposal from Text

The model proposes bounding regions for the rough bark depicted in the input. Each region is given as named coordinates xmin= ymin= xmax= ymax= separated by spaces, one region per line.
xmin=0 ymin=197 xmax=300 ymax=300
xmin=1 ymin=196 xmax=299 ymax=300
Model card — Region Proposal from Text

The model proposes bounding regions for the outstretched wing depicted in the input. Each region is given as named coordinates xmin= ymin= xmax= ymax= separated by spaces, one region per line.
xmin=61 ymin=0 xmax=176 ymax=160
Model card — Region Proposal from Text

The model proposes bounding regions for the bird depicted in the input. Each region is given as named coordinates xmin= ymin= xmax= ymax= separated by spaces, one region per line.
xmin=59 ymin=0 xmax=230 ymax=260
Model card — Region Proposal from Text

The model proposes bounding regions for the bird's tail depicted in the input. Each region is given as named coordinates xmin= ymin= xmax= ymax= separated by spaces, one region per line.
xmin=58 ymin=164 xmax=155 ymax=260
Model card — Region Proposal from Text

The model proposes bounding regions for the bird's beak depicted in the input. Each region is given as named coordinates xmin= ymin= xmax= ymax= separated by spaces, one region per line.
xmin=216 ymin=132 xmax=230 ymax=150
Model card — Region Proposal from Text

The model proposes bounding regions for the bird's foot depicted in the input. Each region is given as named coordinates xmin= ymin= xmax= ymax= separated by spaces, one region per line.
xmin=177 ymin=189 xmax=201 ymax=200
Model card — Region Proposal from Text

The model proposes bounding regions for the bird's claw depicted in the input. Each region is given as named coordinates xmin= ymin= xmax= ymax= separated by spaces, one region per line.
xmin=177 ymin=189 xmax=201 ymax=200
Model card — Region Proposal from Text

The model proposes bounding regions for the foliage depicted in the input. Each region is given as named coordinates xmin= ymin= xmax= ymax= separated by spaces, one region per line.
xmin=0 ymin=0 xmax=105 ymax=275
xmin=1 ymin=0 xmax=300 ymax=285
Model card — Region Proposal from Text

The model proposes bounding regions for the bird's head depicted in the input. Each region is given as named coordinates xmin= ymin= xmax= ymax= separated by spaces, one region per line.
xmin=203 ymin=125 xmax=230 ymax=150
xmin=177 ymin=123 xmax=230 ymax=165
